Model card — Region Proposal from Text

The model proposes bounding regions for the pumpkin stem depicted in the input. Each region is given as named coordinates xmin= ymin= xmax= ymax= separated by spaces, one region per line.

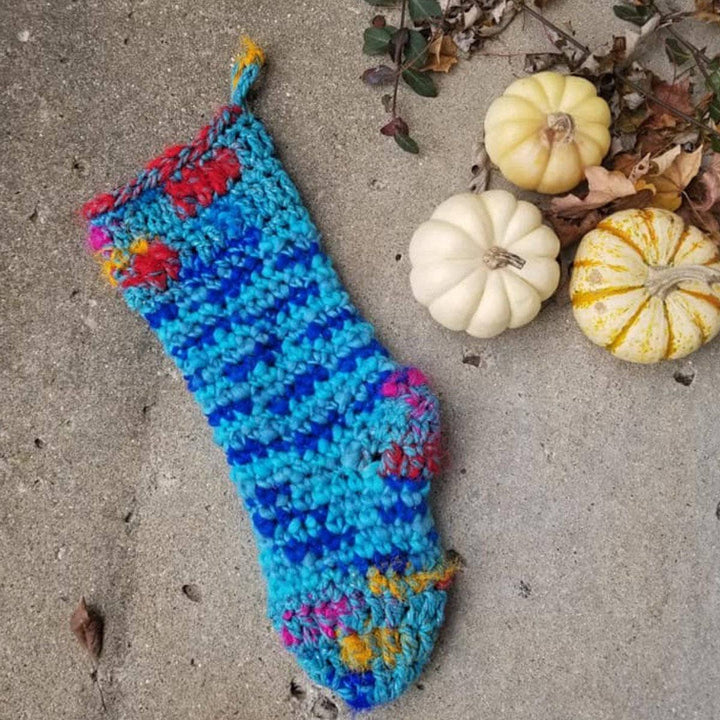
xmin=645 ymin=264 xmax=720 ymax=298
xmin=544 ymin=112 xmax=575 ymax=145
xmin=483 ymin=246 xmax=526 ymax=270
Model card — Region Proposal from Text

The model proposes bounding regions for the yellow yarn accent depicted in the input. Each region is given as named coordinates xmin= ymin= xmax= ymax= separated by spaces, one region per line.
xmin=374 ymin=628 xmax=401 ymax=668
xmin=339 ymin=628 xmax=403 ymax=671
xmin=100 ymin=260 xmax=118 ymax=286
xmin=98 ymin=247 xmax=131 ymax=287
xmin=129 ymin=238 xmax=149 ymax=255
xmin=96 ymin=238 xmax=150 ymax=287
xmin=367 ymin=567 xmax=405 ymax=600
xmin=368 ymin=558 xmax=460 ymax=599
xmin=339 ymin=633 xmax=373 ymax=671
xmin=407 ymin=567 xmax=450 ymax=594
xmin=232 ymin=36 xmax=265 ymax=89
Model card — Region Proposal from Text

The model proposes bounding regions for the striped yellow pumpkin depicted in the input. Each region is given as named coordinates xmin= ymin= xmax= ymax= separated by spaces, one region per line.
xmin=570 ymin=208 xmax=720 ymax=363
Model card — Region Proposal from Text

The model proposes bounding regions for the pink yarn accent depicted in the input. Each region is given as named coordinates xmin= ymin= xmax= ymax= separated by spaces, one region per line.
xmin=318 ymin=596 xmax=349 ymax=620
xmin=87 ymin=225 xmax=110 ymax=252
xmin=380 ymin=379 xmax=400 ymax=398
xmin=283 ymin=596 xmax=353 ymax=623
xmin=381 ymin=368 xmax=428 ymax=399
xmin=280 ymin=627 xmax=301 ymax=647
xmin=319 ymin=623 xmax=335 ymax=639
xmin=279 ymin=596 xmax=355 ymax=646
xmin=407 ymin=395 xmax=434 ymax=419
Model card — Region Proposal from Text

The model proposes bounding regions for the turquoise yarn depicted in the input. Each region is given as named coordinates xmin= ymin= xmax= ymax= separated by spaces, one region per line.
xmin=82 ymin=41 xmax=455 ymax=710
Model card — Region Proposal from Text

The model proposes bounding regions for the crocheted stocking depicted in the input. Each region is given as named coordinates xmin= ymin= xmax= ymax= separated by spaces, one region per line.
xmin=82 ymin=40 xmax=455 ymax=710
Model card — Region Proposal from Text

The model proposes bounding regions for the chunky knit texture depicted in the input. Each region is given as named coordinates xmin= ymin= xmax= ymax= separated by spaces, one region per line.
xmin=82 ymin=40 xmax=455 ymax=709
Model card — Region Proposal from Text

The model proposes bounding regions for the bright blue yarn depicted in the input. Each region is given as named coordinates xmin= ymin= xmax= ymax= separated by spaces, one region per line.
xmin=82 ymin=51 xmax=454 ymax=710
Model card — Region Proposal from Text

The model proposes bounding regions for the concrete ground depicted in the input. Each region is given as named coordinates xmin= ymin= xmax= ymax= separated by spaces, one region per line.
xmin=1 ymin=1 xmax=719 ymax=718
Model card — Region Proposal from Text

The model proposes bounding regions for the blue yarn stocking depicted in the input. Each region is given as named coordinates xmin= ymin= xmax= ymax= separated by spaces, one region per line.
xmin=82 ymin=40 xmax=455 ymax=709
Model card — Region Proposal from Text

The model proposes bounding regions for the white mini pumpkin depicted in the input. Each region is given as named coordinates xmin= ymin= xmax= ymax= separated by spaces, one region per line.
xmin=484 ymin=72 xmax=611 ymax=194
xmin=570 ymin=208 xmax=720 ymax=363
xmin=409 ymin=190 xmax=561 ymax=338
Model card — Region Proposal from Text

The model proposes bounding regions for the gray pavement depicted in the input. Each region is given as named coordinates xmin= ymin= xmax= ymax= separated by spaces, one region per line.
xmin=1 ymin=1 xmax=719 ymax=718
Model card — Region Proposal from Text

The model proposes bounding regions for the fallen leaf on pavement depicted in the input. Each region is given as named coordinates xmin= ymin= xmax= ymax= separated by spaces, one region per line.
xmin=635 ymin=127 xmax=678 ymax=156
xmin=646 ymin=147 xmax=703 ymax=210
xmin=423 ymin=34 xmax=459 ymax=73
xmin=70 ymin=597 xmax=103 ymax=660
xmin=644 ymin=78 xmax=694 ymax=129
xmin=546 ymin=210 xmax=604 ymax=248
xmin=691 ymin=153 xmax=720 ymax=211
xmin=611 ymin=152 xmax=643 ymax=176
xmin=694 ymin=0 xmax=720 ymax=23
xmin=524 ymin=52 xmax=566 ymax=73
xmin=361 ymin=65 xmax=396 ymax=86
xmin=628 ymin=153 xmax=651 ymax=183
xmin=679 ymin=202 xmax=720 ymax=245
xmin=649 ymin=145 xmax=683 ymax=175
xmin=607 ymin=188 xmax=655 ymax=212
xmin=550 ymin=166 xmax=637 ymax=217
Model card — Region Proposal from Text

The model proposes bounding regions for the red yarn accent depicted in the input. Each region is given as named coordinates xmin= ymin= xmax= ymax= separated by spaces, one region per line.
xmin=120 ymin=240 xmax=180 ymax=290
xmin=164 ymin=147 xmax=242 ymax=217
xmin=434 ymin=576 xmax=454 ymax=591
xmin=145 ymin=144 xmax=186 ymax=171
xmin=421 ymin=434 xmax=441 ymax=475
xmin=81 ymin=104 xmax=244 ymax=220
xmin=381 ymin=443 xmax=405 ymax=476
xmin=380 ymin=432 xmax=441 ymax=481
xmin=377 ymin=368 xmax=441 ymax=481
xmin=82 ymin=193 xmax=117 ymax=219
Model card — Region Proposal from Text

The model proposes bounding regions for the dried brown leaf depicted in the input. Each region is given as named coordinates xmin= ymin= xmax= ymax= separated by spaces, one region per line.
xmin=524 ymin=52 xmax=565 ymax=73
xmin=694 ymin=0 xmax=720 ymax=23
xmin=615 ymin=105 xmax=650 ymax=135
xmin=636 ymin=126 xmax=678 ymax=156
xmin=649 ymin=145 xmax=682 ymax=175
xmin=70 ymin=597 xmax=103 ymax=660
xmin=423 ymin=34 xmax=459 ymax=73
xmin=380 ymin=116 xmax=409 ymax=137
xmin=644 ymin=78 xmax=694 ymax=129
xmin=607 ymin=188 xmax=655 ymax=212
xmin=679 ymin=202 xmax=720 ymax=246
xmin=581 ymin=35 xmax=630 ymax=75
xmin=546 ymin=210 xmax=603 ymax=249
xmin=488 ymin=0 xmax=511 ymax=26
xmin=654 ymin=78 xmax=694 ymax=115
xmin=646 ymin=147 xmax=703 ymax=211
xmin=550 ymin=166 xmax=637 ymax=218
xmin=692 ymin=153 xmax=720 ymax=211
xmin=362 ymin=65 xmax=396 ymax=86
xmin=478 ymin=1 xmax=518 ymax=37
xmin=462 ymin=5 xmax=482 ymax=30
xmin=546 ymin=25 xmax=587 ymax=67
xmin=628 ymin=153 xmax=651 ymax=183
xmin=611 ymin=152 xmax=643 ymax=176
